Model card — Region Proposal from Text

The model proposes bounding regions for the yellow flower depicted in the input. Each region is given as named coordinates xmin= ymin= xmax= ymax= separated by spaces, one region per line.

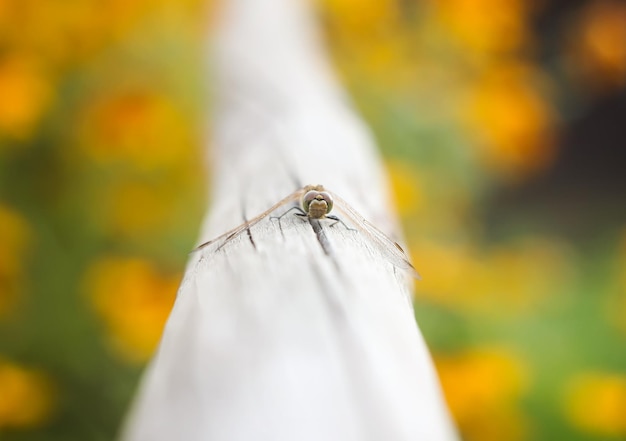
xmin=316 ymin=0 xmax=399 ymax=40
xmin=413 ymin=237 xmax=573 ymax=313
xmin=0 ymin=359 xmax=55 ymax=429
xmin=0 ymin=54 xmax=52 ymax=140
xmin=463 ymin=63 xmax=557 ymax=179
xmin=436 ymin=347 xmax=529 ymax=441
xmin=84 ymin=257 xmax=178 ymax=363
xmin=316 ymin=0 xmax=415 ymax=85
xmin=0 ymin=1 xmax=168 ymax=67
xmin=432 ymin=0 xmax=529 ymax=55
xmin=411 ymin=241 xmax=472 ymax=305
xmin=96 ymin=180 xmax=173 ymax=239
xmin=563 ymin=372 xmax=626 ymax=437
xmin=386 ymin=160 xmax=423 ymax=217
xmin=0 ymin=203 xmax=30 ymax=317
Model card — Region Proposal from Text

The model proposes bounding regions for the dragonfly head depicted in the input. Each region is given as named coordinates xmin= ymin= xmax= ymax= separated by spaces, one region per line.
xmin=302 ymin=190 xmax=333 ymax=219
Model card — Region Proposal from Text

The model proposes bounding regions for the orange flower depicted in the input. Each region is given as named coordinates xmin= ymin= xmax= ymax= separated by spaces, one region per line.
xmin=436 ymin=347 xmax=529 ymax=441
xmin=563 ymin=372 xmax=626 ymax=437
xmin=84 ymin=257 xmax=178 ymax=363
xmin=77 ymin=89 xmax=193 ymax=171
xmin=463 ymin=63 xmax=557 ymax=179
xmin=0 ymin=55 xmax=52 ymax=140
xmin=0 ymin=359 xmax=55 ymax=429
xmin=565 ymin=0 xmax=626 ymax=94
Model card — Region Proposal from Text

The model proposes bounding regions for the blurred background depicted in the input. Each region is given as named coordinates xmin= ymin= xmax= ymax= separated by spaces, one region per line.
xmin=0 ymin=0 xmax=625 ymax=440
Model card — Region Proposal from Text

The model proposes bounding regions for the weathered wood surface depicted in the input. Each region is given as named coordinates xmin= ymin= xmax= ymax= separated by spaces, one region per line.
xmin=120 ymin=0 xmax=459 ymax=440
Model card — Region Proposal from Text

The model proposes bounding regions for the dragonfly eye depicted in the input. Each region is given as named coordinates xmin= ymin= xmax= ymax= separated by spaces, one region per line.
xmin=319 ymin=192 xmax=333 ymax=213
xmin=302 ymin=190 xmax=319 ymax=213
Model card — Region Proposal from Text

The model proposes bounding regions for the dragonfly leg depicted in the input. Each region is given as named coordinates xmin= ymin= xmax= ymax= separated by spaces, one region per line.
xmin=271 ymin=206 xmax=307 ymax=235
xmin=326 ymin=214 xmax=356 ymax=231
xmin=270 ymin=206 xmax=306 ymax=220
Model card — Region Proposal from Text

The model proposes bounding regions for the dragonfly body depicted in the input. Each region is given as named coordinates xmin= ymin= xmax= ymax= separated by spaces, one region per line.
xmin=194 ymin=184 xmax=419 ymax=278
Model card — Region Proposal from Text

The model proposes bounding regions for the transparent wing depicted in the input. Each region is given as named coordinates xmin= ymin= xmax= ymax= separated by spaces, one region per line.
xmin=193 ymin=188 xmax=305 ymax=253
xmin=331 ymin=192 xmax=421 ymax=279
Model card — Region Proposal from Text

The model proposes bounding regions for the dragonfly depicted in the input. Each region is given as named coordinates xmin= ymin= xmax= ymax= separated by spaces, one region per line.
xmin=194 ymin=185 xmax=420 ymax=278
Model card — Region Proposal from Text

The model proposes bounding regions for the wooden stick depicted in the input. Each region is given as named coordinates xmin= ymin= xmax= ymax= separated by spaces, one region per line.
xmin=120 ymin=0 xmax=458 ymax=440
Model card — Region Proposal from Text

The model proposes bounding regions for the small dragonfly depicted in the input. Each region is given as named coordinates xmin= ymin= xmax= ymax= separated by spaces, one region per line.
xmin=194 ymin=185 xmax=420 ymax=278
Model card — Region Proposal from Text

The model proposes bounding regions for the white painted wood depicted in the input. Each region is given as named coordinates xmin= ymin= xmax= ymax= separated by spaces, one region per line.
xmin=120 ymin=0 xmax=459 ymax=440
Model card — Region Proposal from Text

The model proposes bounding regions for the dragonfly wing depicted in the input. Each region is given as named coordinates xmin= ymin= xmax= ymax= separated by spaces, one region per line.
xmin=193 ymin=188 xmax=304 ymax=252
xmin=331 ymin=192 xmax=420 ymax=279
